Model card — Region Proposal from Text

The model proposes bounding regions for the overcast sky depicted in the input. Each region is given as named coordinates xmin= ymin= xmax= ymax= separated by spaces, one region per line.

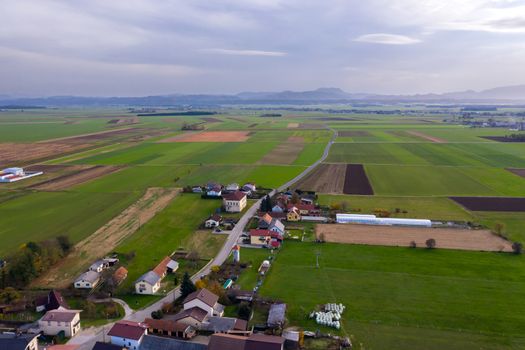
xmin=2 ymin=0 xmax=525 ymax=96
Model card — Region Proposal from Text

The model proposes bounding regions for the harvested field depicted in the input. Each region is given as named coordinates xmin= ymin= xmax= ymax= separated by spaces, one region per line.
xmin=32 ymin=187 xmax=180 ymax=288
xmin=0 ymin=142 xmax=90 ymax=168
xmin=507 ymin=168 xmax=525 ymax=178
xmin=159 ymin=131 xmax=251 ymax=143
xmin=200 ymin=117 xmax=223 ymax=123
xmin=227 ymin=117 xmax=247 ymax=123
xmin=316 ymin=224 xmax=512 ymax=252
xmin=450 ymin=196 xmax=525 ymax=212
xmin=287 ymin=136 xmax=305 ymax=143
xmin=481 ymin=136 xmax=525 ymax=142
xmin=406 ymin=131 xmax=446 ymax=143
xmin=37 ymin=127 xmax=139 ymax=143
xmin=295 ymin=163 xmax=346 ymax=193
xmin=343 ymin=164 xmax=374 ymax=195
xmin=259 ymin=142 xmax=305 ymax=165
xmin=107 ymin=117 xmax=139 ymax=125
xmin=338 ymin=130 xmax=371 ymax=137
xmin=287 ymin=123 xmax=299 ymax=128
xmin=31 ymin=165 xmax=122 ymax=191
xmin=299 ymin=123 xmax=325 ymax=129
xmin=25 ymin=164 xmax=83 ymax=172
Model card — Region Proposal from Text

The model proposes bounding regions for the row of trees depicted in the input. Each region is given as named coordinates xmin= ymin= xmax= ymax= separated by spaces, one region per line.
xmin=0 ymin=236 xmax=72 ymax=289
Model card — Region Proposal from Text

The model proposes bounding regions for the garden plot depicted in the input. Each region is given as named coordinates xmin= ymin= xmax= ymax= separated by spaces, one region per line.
xmin=316 ymin=224 xmax=512 ymax=252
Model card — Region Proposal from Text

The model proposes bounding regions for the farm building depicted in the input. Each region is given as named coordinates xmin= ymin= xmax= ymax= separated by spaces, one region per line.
xmin=74 ymin=271 xmax=101 ymax=289
xmin=35 ymin=290 xmax=68 ymax=312
xmin=89 ymin=260 xmax=107 ymax=273
xmin=336 ymin=214 xmax=432 ymax=227
xmin=144 ymin=318 xmax=196 ymax=340
xmin=0 ymin=167 xmax=43 ymax=183
xmin=222 ymin=191 xmax=247 ymax=212
xmin=208 ymin=333 xmax=285 ymax=350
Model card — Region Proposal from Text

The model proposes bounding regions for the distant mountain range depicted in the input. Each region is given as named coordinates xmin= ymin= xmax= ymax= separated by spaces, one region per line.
xmin=3 ymin=85 xmax=525 ymax=107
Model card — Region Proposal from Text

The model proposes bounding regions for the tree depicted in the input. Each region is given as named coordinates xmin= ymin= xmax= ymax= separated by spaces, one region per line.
xmin=291 ymin=192 xmax=300 ymax=204
xmin=425 ymin=238 xmax=436 ymax=249
xmin=180 ymin=272 xmax=196 ymax=299
xmin=195 ymin=279 xmax=207 ymax=289
xmin=512 ymin=242 xmax=523 ymax=255
xmin=0 ymin=287 xmax=21 ymax=304
xmin=409 ymin=241 xmax=417 ymax=248
xmin=56 ymin=235 xmax=72 ymax=253
xmin=173 ymin=274 xmax=179 ymax=286
xmin=238 ymin=302 xmax=252 ymax=320
xmin=318 ymin=233 xmax=325 ymax=243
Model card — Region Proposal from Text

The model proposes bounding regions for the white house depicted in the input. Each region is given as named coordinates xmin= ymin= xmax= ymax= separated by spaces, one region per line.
xmin=183 ymin=288 xmax=224 ymax=317
xmin=108 ymin=321 xmax=147 ymax=350
xmin=225 ymin=183 xmax=239 ymax=191
xmin=74 ymin=271 xmax=100 ymax=289
xmin=39 ymin=308 xmax=81 ymax=338
xmin=243 ymin=183 xmax=256 ymax=192
xmin=205 ymin=214 xmax=222 ymax=228
xmin=135 ymin=271 xmax=161 ymax=295
xmin=222 ymin=191 xmax=247 ymax=213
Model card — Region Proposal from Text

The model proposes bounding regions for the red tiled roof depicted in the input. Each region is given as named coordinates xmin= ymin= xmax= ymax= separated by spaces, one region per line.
xmin=222 ymin=191 xmax=247 ymax=201
xmin=144 ymin=318 xmax=190 ymax=333
xmin=108 ymin=321 xmax=146 ymax=340
xmin=41 ymin=310 xmax=78 ymax=322
xmin=250 ymin=229 xmax=272 ymax=236
xmin=172 ymin=307 xmax=208 ymax=323
xmin=153 ymin=256 xmax=172 ymax=276
xmin=113 ymin=267 xmax=128 ymax=284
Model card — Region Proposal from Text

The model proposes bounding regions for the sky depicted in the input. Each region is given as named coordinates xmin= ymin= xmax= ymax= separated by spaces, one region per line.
xmin=2 ymin=0 xmax=525 ymax=96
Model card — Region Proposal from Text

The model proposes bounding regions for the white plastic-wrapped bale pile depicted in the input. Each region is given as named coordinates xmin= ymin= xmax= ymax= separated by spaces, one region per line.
xmin=309 ymin=303 xmax=346 ymax=329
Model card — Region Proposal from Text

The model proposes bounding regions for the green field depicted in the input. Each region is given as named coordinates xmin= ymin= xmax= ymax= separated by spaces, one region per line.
xmin=259 ymin=242 xmax=525 ymax=350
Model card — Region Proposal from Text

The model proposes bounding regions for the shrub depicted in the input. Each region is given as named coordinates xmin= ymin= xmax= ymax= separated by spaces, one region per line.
xmin=238 ymin=302 xmax=252 ymax=320
xmin=512 ymin=242 xmax=523 ymax=255
xmin=425 ymin=238 xmax=436 ymax=249
xmin=409 ymin=241 xmax=417 ymax=248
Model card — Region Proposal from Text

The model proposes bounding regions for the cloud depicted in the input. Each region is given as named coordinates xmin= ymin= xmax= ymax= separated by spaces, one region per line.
xmin=202 ymin=48 xmax=287 ymax=56
xmin=354 ymin=33 xmax=421 ymax=45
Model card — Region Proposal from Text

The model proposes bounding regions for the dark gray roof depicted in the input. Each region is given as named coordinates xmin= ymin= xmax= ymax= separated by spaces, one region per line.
xmin=135 ymin=271 xmax=161 ymax=285
xmin=75 ymin=270 xmax=100 ymax=283
xmin=140 ymin=335 xmax=207 ymax=350
xmin=92 ymin=342 xmax=125 ymax=350
xmin=200 ymin=316 xmax=237 ymax=332
xmin=183 ymin=288 xmax=219 ymax=308
xmin=0 ymin=333 xmax=38 ymax=350
xmin=267 ymin=303 xmax=287 ymax=327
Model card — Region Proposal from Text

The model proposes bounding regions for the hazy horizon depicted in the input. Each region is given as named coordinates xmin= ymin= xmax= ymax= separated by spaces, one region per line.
xmin=3 ymin=1 xmax=525 ymax=97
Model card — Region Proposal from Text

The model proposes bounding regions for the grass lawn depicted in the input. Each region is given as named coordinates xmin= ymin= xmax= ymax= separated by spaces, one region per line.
xmin=234 ymin=247 xmax=277 ymax=291
xmin=258 ymin=241 xmax=525 ymax=350
xmin=115 ymin=193 xmax=220 ymax=292
xmin=0 ymin=191 xmax=138 ymax=256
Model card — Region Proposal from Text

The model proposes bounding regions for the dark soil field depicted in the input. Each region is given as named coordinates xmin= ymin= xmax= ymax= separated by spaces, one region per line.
xmin=343 ymin=164 xmax=374 ymax=195
xmin=295 ymin=163 xmax=346 ymax=193
xmin=450 ymin=196 xmax=525 ymax=212
xmin=507 ymin=168 xmax=525 ymax=178
xmin=480 ymin=136 xmax=525 ymax=142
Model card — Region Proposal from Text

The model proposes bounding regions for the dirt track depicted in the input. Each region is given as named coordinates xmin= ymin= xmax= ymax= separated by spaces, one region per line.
xmin=316 ymin=224 xmax=512 ymax=252
xmin=159 ymin=131 xmax=251 ymax=142
xmin=295 ymin=163 xmax=346 ymax=193
xmin=32 ymin=187 xmax=180 ymax=288
xmin=406 ymin=131 xmax=446 ymax=143
xmin=31 ymin=165 xmax=122 ymax=191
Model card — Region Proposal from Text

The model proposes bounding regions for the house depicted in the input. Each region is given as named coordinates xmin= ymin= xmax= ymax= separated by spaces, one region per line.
xmin=287 ymin=203 xmax=319 ymax=216
xmin=135 ymin=271 xmax=161 ymax=295
xmin=208 ymin=333 xmax=285 ymax=350
xmin=222 ymin=191 xmax=247 ymax=213
xmin=107 ymin=321 xmax=147 ymax=350
xmin=89 ymin=260 xmax=107 ymax=273
xmin=74 ymin=271 xmax=101 ymax=289
xmin=205 ymin=214 xmax=222 ymax=228
xmin=35 ymin=290 xmax=68 ymax=312
xmin=286 ymin=207 xmax=301 ymax=222
xmin=144 ymin=318 xmax=196 ymax=339
xmin=170 ymin=307 xmax=208 ymax=328
xmin=206 ymin=184 xmax=222 ymax=197
xmin=92 ymin=342 xmax=125 ymax=350
xmin=250 ymin=229 xmax=283 ymax=248
xmin=267 ymin=303 xmax=287 ymax=328
xmin=153 ymin=256 xmax=176 ymax=279
xmin=39 ymin=308 xmax=81 ymax=337
xmin=112 ymin=267 xmax=128 ymax=286
xmin=243 ymin=183 xmax=256 ymax=192
xmin=225 ymin=183 xmax=240 ymax=191
xmin=103 ymin=257 xmax=119 ymax=266
xmin=259 ymin=213 xmax=285 ymax=235
xmin=0 ymin=333 xmax=38 ymax=350
xmin=183 ymin=288 xmax=224 ymax=317
xmin=271 ymin=203 xmax=286 ymax=213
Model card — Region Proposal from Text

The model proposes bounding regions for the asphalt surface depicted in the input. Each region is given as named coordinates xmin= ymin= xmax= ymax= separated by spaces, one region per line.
xmin=67 ymin=128 xmax=337 ymax=349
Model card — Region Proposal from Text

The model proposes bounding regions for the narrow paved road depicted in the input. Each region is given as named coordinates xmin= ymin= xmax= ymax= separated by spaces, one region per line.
xmin=68 ymin=128 xmax=337 ymax=349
